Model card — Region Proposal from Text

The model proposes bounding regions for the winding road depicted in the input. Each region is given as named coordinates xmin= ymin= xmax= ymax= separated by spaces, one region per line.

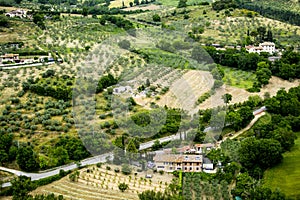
xmin=0 ymin=109 xmax=266 ymax=188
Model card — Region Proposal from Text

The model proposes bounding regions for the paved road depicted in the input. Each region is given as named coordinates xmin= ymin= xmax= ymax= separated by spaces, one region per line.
xmin=0 ymin=153 xmax=113 ymax=188
xmin=1 ymin=62 xmax=55 ymax=70
xmin=0 ymin=109 xmax=266 ymax=188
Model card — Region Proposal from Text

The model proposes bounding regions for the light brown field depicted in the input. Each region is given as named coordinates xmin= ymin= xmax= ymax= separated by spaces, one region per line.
xmin=199 ymin=76 xmax=300 ymax=110
xmin=28 ymin=164 xmax=173 ymax=200
xmin=109 ymin=0 xmax=136 ymax=8
xmin=123 ymin=4 xmax=161 ymax=11
xmin=156 ymin=70 xmax=214 ymax=113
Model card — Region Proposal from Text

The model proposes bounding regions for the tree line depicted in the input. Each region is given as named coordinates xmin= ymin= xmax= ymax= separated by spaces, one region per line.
xmin=239 ymin=1 xmax=300 ymax=26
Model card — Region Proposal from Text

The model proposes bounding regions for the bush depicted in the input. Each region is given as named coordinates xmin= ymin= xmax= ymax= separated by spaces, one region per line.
xmin=114 ymin=168 xmax=120 ymax=173
xmin=152 ymin=14 xmax=161 ymax=22
xmin=96 ymin=163 xmax=103 ymax=168
xmin=121 ymin=164 xmax=132 ymax=175
xmin=118 ymin=182 xmax=129 ymax=192
xmin=106 ymin=166 xmax=111 ymax=170
xmin=118 ymin=40 xmax=131 ymax=50
xmin=159 ymin=170 xmax=164 ymax=175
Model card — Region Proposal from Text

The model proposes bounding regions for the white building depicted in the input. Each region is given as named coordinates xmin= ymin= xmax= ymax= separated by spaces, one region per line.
xmin=259 ymin=42 xmax=276 ymax=54
xmin=0 ymin=54 xmax=19 ymax=63
xmin=5 ymin=10 xmax=27 ymax=18
xmin=113 ymin=86 xmax=133 ymax=94
xmin=245 ymin=42 xmax=276 ymax=55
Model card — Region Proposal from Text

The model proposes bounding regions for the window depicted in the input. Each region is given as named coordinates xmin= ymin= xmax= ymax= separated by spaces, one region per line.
xmin=184 ymin=167 xmax=187 ymax=170
xmin=196 ymin=167 xmax=199 ymax=171
xmin=158 ymin=166 xmax=165 ymax=168
xmin=189 ymin=167 xmax=192 ymax=170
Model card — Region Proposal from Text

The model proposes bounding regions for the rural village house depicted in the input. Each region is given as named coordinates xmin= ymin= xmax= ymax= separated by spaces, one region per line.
xmin=245 ymin=42 xmax=276 ymax=54
xmin=153 ymin=143 xmax=216 ymax=173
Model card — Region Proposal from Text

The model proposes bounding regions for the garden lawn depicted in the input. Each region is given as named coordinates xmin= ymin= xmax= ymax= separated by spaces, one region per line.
xmin=221 ymin=67 xmax=256 ymax=89
xmin=263 ymin=132 xmax=300 ymax=199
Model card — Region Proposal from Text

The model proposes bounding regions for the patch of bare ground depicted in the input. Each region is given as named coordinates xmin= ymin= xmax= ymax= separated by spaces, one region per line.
xmin=199 ymin=76 xmax=300 ymax=110
xmin=155 ymin=70 xmax=214 ymax=113
xmin=123 ymin=4 xmax=161 ymax=11
xmin=29 ymin=164 xmax=173 ymax=200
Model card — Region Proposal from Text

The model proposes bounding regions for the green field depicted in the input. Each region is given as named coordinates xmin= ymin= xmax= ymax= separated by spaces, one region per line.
xmin=221 ymin=67 xmax=256 ymax=89
xmin=263 ymin=132 xmax=300 ymax=199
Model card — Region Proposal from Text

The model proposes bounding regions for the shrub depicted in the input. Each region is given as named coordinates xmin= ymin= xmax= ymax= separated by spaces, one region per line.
xmin=159 ymin=170 xmax=164 ymax=175
xmin=121 ymin=164 xmax=132 ymax=175
xmin=96 ymin=163 xmax=103 ymax=168
xmin=114 ymin=168 xmax=120 ymax=173
xmin=106 ymin=166 xmax=111 ymax=170
xmin=152 ymin=14 xmax=161 ymax=22
xmin=118 ymin=182 xmax=129 ymax=192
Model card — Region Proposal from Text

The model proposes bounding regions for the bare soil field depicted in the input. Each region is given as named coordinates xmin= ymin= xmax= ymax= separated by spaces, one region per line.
xmin=28 ymin=164 xmax=173 ymax=200
xmin=123 ymin=4 xmax=161 ymax=11
xmin=156 ymin=70 xmax=214 ymax=113
xmin=199 ymin=76 xmax=300 ymax=110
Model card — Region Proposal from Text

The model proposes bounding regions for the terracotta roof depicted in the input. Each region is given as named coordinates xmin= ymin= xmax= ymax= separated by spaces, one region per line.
xmin=154 ymin=154 xmax=203 ymax=163
xmin=194 ymin=143 xmax=214 ymax=148
xmin=153 ymin=154 xmax=182 ymax=162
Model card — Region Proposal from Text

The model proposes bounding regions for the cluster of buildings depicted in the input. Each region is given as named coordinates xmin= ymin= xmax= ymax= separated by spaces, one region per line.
xmin=245 ymin=42 xmax=276 ymax=55
xmin=0 ymin=53 xmax=55 ymax=66
xmin=5 ymin=10 xmax=30 ymax=19
xmin=153 ymin=143 xmax=219 ymax=173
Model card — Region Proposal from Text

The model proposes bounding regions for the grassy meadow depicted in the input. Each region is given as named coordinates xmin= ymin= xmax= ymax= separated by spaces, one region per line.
xmin=263 ymin=132 xmax=300 ymax=199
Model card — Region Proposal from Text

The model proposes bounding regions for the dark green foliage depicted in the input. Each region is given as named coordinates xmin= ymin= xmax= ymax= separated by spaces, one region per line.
xmin=0 ymin=0 xmax=14 ymax=6
xmin=212 ymin=0 xmax=237 ymax=11
xmin=152 ymin=14 xmax=161 ymax=22
xmin=239 ymin=137 xmax=283 ymax=171
xmin=82 ymin=7 xmax=88 ymax=16
xmin=177 ymin=0 xmax=187 ymax=8
xmin=100 ymin=15 xmax=134 ymax=31
xmin=118 ymin=182 xmax=129 ymax=192
xmin=232 ymin=173 xmax=286 ymax=199
xmin=0 ymin=133 xmax=13 ymax=164
xmin=42 ymin=70 xmax=55 ymax=78
xmin=16 ymin=145 xmax=40 ymax=172
xmin=22 ymin=76 xmax=73 ymax=101
xmin=222 ymin=93 xmax=232 ymax=104
xmin=96 ymin=74 xmax=117 ymax=93
xmin=240 ymin=1 xmax=300 ymax=26
xmin=0 ymin=15 xmax=9 ymax=27
xmin=266 ymin=87 xmax=300 ymax=117
xmin=204 ymin=46 xmax=267 ymax=71
xmin=33 ymin=13 xmax=45 ymax=29
xmin=54 ymin=136 xmax=90 ymax=162
xmin=11 ymin=176 xmax=35 ymax=200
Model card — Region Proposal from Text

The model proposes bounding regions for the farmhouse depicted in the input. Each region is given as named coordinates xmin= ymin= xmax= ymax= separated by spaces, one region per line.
xmin=245 ymin=42 xmax=276 ymax=54
xmin=0 ymin=54 xmax=19 ymax=63
xmin=153 ymin=153 xmax=203 ymax=173
xmin=153 ymin=143 xmax=217 ymax=173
